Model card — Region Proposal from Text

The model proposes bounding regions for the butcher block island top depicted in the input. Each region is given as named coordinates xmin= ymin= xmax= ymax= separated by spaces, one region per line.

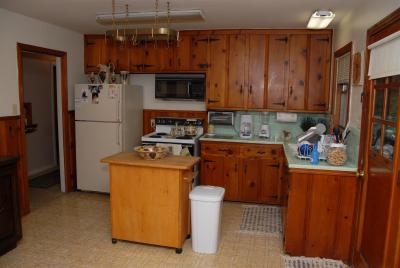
xmin=101 ymin=152 xmax=199 ymax=254
xmin=101 ymin=152 xmax=200 ymax=170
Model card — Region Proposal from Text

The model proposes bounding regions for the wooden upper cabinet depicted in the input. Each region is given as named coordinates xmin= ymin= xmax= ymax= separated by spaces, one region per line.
xmin=129 ymin=44 xmax=144 ymax=72
xmin=142 ymin=42 xmax=159 ymax=72
xmin=84 ymin=35 xmax=106 ymax=73
xmin=175 ymin=35 xmax=191 ymax=71
xmin=207 ymin=35 xmax=228 ymax=108
xmin=267 ymin=35 xmax=289 ymax=110
xmin=227 ymin=34 xmax=247 ymax=108
xmin=308 ymin=34 xmax=331 ymax=111
xmin=190 ymin=35 xmax=209 ymax=71
xmin=247 ymin=34 xmax=266 ymax=109
xmin=287 ymin=35 xmax=308 ymax=110
xmin=111 ymin=43 xmax=130 ymax=72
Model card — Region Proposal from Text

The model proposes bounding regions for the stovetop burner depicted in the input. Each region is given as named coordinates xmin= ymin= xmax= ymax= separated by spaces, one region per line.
xmin=156 ymin=132 xmax=168 ymax=136
xmin=176 ymin=135 xmax=194 ymax=140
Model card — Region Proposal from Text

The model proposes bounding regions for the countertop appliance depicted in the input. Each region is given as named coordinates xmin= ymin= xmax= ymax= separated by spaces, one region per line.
xmin=240 ymin=114 xmax=253 ymax=139
xmin=74 ymin=84 xmax=143 ymax=193
xmin=141 ymin=117 xmax=203 ymax=186
xmin=208 ymin=111 xmax=234 ymax=126
xmin=155 ymin=73 xmax=205 ymax=101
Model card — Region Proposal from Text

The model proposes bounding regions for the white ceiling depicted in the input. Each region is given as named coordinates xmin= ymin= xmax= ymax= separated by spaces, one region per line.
xmin=0 ymin=0 xmax=363 ymax=34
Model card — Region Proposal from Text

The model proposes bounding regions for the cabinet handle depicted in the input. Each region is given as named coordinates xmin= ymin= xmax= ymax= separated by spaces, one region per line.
xmin=240 ymin=85 xmax=243 ymax=94
xmin=257 ymin=151 xmax=266 ymax=154
xmin=249 ymin=85 xmax=253 ymax=94
xmin=244 ymin=163 xmax=247 ymax=174
xmin=208 ymin=99 xmax=219 ymax=104
xmin=196 ymin=38 xmax=209 ymax=42
xmin=143 ymin=64 xmax=154 ymax=68
xmin=218 ymin=149 xmax=232 ymax=154
xmin=313 ymin=103 xmax=326 ymax=107
xmin=204 ymin=159 xmax=215 ymax=163
xmin=289 ymin=86 xmax=293 ymax=96
xmin=273 ymin=101 xmax=285 ymax=106
xmin=198 ymin=63 xmax=209 ymax=69
xmin=276 ymin=37 xmax=288 ymax=43
xmin=250 ymin=181 xmax=255 ymax=187
xmin=209 ymin=38 xmax=221 ymax=42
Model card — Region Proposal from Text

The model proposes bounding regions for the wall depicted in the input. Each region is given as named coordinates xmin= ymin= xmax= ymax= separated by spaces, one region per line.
xmin=23 ymin=57 xmax=58 ymax=177
xmin=334 ymin=1 xmax=399 ymax=129
xmin=130 ymin=74 xmax=207 ymax=111
xmin=0 ymin=8 xmax=85 ymax=116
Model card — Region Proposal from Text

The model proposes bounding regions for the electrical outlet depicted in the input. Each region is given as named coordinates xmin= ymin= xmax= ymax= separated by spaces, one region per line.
xmin=12 ymin=104 xmax=18 ymax=115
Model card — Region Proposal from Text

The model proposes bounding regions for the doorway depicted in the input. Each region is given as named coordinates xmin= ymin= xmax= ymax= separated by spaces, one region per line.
xmin=21 ymin=52 xmax=63 ymax=210
xmin=17 ymin=43 xmax=75 ymax=215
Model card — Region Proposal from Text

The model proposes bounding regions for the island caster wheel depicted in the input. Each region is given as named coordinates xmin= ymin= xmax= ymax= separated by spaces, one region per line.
xmin=175 ymin=248 xmax=183 ymax=254
xmin=186 ymin=234 xmax=191 ymax=239
xmin=112 ymin=239 xmax=118 ymax=244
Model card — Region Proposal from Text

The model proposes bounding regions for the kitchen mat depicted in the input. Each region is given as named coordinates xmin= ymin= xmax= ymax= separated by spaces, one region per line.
xmin=239 ymin=205 xmax=282 ymax=235
xmin=282 ymin=255 xmax=349 ymax=268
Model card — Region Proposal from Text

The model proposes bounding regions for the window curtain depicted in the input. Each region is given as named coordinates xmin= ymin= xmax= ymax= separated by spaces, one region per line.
xmin=336 ymin=52 xmax=351 ymax=84
xmin=368 ymin=31 xmax=400 ymax=79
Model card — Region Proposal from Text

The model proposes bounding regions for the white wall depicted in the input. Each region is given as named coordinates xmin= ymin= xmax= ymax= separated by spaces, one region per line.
xmin=334 ymin=1 xmax=399 ymax=129
xmin=0 ymin=8 xmax=85 ymax=116
xmin=130 ymin=74 xmax=206 ymax=111
xmin=23 ymin=57 xmax=58 ymax=177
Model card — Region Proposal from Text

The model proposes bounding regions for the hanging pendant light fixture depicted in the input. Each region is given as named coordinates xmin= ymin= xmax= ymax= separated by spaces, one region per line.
xmin=103 ymin=0 xmax=180 ymax=47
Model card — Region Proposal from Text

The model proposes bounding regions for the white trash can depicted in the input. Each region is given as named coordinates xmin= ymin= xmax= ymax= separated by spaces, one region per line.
xmin=189 ymin=186 xmax=225 ymax=254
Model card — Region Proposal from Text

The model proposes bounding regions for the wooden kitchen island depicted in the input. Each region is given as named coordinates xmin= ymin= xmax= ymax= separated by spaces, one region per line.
xmin=101 ymin=152 xmax=200 ymax=253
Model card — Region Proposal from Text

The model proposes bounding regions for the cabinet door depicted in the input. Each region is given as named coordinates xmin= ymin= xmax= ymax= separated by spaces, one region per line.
xmin=308 ymin=34 xmax=331 ymax=111
xmin=241 ymin=158 xmax=260 ymax=202
xmin=227 ymin=34 xmax=247 ymax=108
xmin=143 ymin=42 xmax=159 ymax=72
xmin=176 ymin=35 xmax=191 ymax=71
xmin=207 ymin=35 xmax=228 ymax=108
xmin=247 ymin=34 xmax=266 ymax=109
xmin=190 ymin=35 xmax=209 ymax=71
xmin=157 ymin=41 xmax=175 ymax=71
xmin=111 ymin=43 xmax=130 ymax=72
xmin=201 ymin=155 xmax=224 ymax=187
xmin=223 ymin=157 xmax=239 ymax=201
xmin=260 ymin=160 xmax=281 ymax=204
xmin=84 ymin=36 xmax=106 ymax=73
xmin=287 ymin=35 xmax=308 ymax=110
xmin=129 ymin=45 xmax=144 ymax=72
xmin=267 ymin=35 xmax=289 ymax=110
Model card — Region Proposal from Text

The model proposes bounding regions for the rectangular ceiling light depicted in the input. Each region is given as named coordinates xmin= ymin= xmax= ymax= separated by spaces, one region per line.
xmin=307 ymin=10 xmax=335 ymax=29
xmin=96 ymin=10 xmax=205 ymax=26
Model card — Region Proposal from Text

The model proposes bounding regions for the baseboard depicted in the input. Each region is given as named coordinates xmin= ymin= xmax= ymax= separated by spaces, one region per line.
xmin=28 ymin=165 xmax=59 ymax=180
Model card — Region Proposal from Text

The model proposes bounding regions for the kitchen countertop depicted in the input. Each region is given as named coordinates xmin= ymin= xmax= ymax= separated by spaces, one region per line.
xmin=101 ymin=152 xmax=200 ymax=170
xmin=199 ymin=135 xmax=358 ymax=172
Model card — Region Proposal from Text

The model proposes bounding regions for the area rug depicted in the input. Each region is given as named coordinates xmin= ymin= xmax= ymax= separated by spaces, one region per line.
xmin=282 ymin=255 xmax=349 ymax=268
xmin=239 ymin=205 xmax=282 ymax=235
xmin=29 ymin=170 xmax=60 ymax=188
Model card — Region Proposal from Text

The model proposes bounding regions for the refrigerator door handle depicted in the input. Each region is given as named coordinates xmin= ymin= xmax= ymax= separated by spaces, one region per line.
xmin=116 ymin=124 xmax=120 ymax=146
xmin=117 ymin=100 xmax=120 ymax=121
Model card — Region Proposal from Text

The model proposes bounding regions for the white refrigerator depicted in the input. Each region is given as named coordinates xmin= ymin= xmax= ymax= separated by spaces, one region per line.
xmin=74 ymin=84 xmax=142 ymax=193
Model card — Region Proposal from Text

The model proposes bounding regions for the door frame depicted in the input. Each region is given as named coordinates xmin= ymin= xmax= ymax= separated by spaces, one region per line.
xmin=16 ymin=43 xmax=74 ymax=216
xmin=353 ymin=8 xmax=400 ymax=267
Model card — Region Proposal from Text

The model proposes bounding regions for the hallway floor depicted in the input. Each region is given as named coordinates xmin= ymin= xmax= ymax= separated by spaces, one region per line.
xmin=0 ymin=187 xmax=284 ymax=267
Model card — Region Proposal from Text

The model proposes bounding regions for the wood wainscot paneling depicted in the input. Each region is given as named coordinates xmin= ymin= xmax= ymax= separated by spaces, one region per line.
xmin=0 ymin=116 xmax=29 ymax=216
xmin=143 ymin=109 xmax=208 ymax=135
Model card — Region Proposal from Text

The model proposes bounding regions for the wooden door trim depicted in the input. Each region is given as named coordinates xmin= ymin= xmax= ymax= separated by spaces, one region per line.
xmin=353 ymin=7 xmax=400 ymax=267
xmin=17 ymin=43 xmax=73 ymax=216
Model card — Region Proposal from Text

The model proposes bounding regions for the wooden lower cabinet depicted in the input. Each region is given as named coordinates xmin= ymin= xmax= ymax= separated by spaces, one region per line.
xmin=284 ymin=169 xmax=358 ymax=263
xmin=201 ymin=141 xmax=283 ymax=204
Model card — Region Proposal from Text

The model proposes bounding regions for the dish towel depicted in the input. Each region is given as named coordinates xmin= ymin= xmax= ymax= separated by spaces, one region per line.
xmin=156 ymin=143 xmax=182 ymax=156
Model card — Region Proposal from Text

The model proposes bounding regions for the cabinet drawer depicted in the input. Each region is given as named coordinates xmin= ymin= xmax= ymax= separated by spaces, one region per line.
xmin=241 ymin=145 xmax=282 ymax=158
xmin=201 ymin=142 xmax=240 ymax=156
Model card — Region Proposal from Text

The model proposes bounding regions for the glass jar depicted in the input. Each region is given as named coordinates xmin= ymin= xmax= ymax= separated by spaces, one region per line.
xmin=327 ymin=144 xmax=347 ymax=166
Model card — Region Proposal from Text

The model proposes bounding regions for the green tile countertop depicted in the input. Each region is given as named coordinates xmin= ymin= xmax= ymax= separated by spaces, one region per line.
xmin=199 ymin=135 xmax=358 ymax=172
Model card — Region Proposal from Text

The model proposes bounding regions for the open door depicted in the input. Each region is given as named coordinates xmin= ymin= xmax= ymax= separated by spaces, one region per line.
xmin=353 ymin=8 xmax=400 ymax=268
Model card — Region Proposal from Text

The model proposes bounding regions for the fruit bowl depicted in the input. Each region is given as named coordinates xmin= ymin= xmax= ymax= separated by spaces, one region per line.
xmin=134 ymin=145 xmax=169 ymax=160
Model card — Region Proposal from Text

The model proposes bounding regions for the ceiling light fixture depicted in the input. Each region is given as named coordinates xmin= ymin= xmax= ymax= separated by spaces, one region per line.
xmin=307 ymin=10 xmax=335 ymax=29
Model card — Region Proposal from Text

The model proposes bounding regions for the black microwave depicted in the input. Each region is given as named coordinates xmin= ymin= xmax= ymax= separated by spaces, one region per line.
xmin=155 ymin=74 xmax=205 ymax=101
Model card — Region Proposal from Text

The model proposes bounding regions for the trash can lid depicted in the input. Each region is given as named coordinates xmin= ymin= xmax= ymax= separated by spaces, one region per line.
xmin=189 ymin=186 xmax=225 ymax=202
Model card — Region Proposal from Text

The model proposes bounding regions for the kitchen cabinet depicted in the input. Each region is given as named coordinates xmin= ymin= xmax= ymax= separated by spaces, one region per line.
xmin=284 ymin=169 xmax=358 ymax=263
xmin=227 ymin=34 xmax=266 ymax=109
xmin=101 ymin=152 xmax=199 ymax=253
xmin=129 ymin=41 xmax=175 ymax=73
xmin=307 ymin=34 xmax=331 ymax=111
xmin=0 ymin=157 xmax=21 ymax=256
xmin=84 ymin=35 xmax=107 ymax=74
xmin=200 ymin=141 xmax=283 ymax=204
xmin=190 ymin=34 xmax=209 ymax=71
xmin=175 ymin=34 xmax=191 ymax=71
xmin=110 ymin=42 xmax=130 ymax=72
xmin=266 ymin=34 xmax=309 ymax=111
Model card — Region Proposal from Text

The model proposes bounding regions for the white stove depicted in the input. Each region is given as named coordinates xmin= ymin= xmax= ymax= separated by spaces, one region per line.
xmin=141 ymin=118 xmax=204 ymax=155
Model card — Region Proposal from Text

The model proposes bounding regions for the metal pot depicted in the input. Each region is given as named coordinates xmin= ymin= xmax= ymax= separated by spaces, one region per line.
xmin=184 ymin=125 xmax=197 ymax=136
